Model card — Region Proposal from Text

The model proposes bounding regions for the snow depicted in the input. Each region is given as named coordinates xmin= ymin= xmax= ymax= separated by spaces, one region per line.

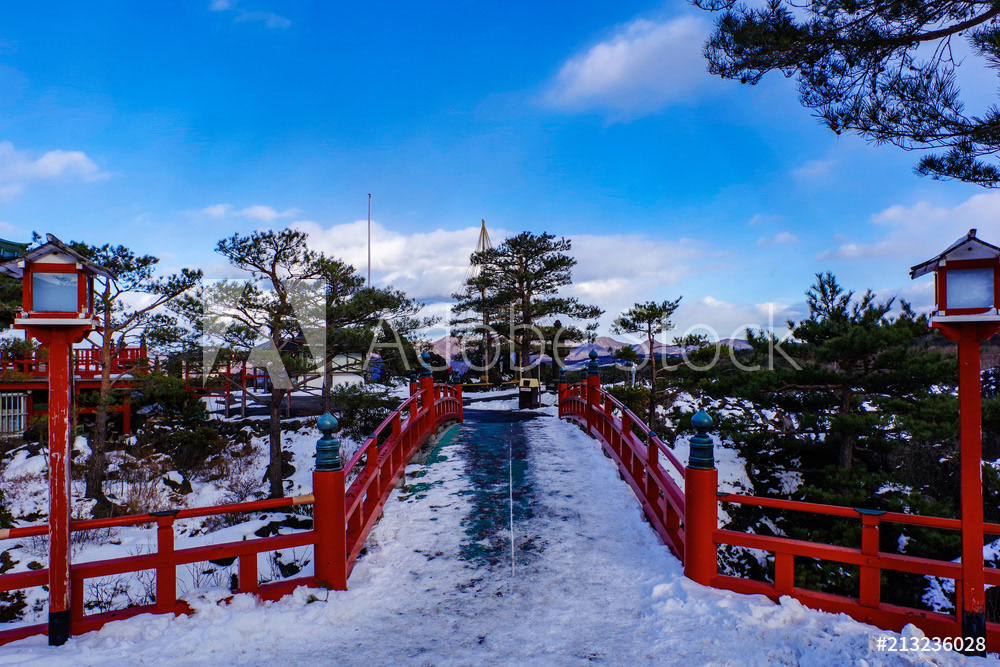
xmin=1 ymin=408 xmax=987 ymax=664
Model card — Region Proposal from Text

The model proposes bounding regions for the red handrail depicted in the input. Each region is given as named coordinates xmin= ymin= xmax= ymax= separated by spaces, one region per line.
xmin=560 ymin=380 xmax=685 ymax=559
xmin=557 ymin=378 xmax=1000 ymax=652
xmin=0 ymin=382 xmax=462 ymax=645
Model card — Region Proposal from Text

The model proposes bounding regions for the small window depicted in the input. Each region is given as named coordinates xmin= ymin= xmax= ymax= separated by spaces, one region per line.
xmin=946 ymin=268 xmax=994 ymax=310
xmin=32 ymin=272 xmax=78 ymax=312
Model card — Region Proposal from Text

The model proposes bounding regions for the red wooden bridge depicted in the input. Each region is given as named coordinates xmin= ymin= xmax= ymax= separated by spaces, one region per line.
xmin=0 ymin=355 xmax=996 ymax=653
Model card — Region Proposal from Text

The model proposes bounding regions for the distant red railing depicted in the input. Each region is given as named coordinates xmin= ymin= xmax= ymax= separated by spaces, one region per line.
xmin=558 ymin=369 xmax=999 ymax=653
xmin=0 ymin=346 xmax=147 ymax=380
xmin=559 ymin=379 xmax=685 ymax=559
xmin=0 ymin=379 xmax=462 ymax=645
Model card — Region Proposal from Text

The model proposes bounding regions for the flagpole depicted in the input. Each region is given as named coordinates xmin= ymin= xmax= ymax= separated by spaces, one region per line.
xmin=367 ymin=194 xmax=372 ymax=288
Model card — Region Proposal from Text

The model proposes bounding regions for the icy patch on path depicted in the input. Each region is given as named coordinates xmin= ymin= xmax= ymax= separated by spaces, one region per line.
xmin=0 ymin=415 xmax=987 ymax=665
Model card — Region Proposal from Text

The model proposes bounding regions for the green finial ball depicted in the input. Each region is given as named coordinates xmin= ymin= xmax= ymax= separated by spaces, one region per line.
xmin=421 ymin=350 xmax=431 ymax=363
xmin=691 ymin=410 xmax=713 ymax=430
xmin=318 ymin=412 xmax=338 ymax=435
xmin=589 ymin=349 xmax=598 ymax=360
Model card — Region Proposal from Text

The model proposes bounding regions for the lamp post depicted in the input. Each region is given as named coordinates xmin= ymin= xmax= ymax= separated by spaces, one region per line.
xmin=911 ymin=228 xmax=1000 ymax=654
xmin=0 ymin=234 xmax=113 ymax=646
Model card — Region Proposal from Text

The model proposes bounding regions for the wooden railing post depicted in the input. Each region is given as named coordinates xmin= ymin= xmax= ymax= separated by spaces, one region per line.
xmin=420 ymin=352 xmax=434 ymax=437
xmin=858 ymin=509 xmax=883 ymax=608
xmin=153 ymin=510 xmax=178 ymax=612
xmin=557 ymin=367 xmax=567 ymax=419
xmin=313 ymin=413 xmax=347 ymax=590
xmin=586 ymin=350 xmax=600 ymax=435
xmin=684 ymin=411 xmax=718 ymax=586
xmin=452 ymin=374 xmax=463 ymax=422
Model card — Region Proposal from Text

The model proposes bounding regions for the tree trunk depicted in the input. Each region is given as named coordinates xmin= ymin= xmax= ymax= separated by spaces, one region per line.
xmin=838 ymin=390 xmax=854 ymax=469
xmin=85 ymin=304 xmax=114 ymax=500
xmin=519 ymin=298 xmax=531 ymax=377
xmin=322 ymin=355 xmax=333 ymax=414
xmin=647 ymin=328 xmax=657 ymax=430
xmin=268 ymin=388 xmax=286 ymax=498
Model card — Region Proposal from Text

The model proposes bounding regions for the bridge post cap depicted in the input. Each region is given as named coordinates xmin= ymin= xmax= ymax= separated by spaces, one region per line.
xmin=687 ymin=410 xmax=715 ymax=471
xmin=558 ymin=367 xmax=566 ymax=383
xmin=587 ymin=349 xmax=600 ymax=376
xmin=691 ymin=411 xmax=713 ymax=430
xmin=317 ymin=412 xmax=338 ymax=435
xmin=588 ymin=350 xmax=598 ymax=360
xmin=316 ymin=412 xmax=342 ymax=471
xmin=419 ymin=350 xmax=432 ymax=378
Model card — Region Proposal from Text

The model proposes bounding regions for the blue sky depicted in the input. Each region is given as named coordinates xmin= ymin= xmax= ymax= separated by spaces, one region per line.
xmin=0 ymin=1 xmax=997 ymax=341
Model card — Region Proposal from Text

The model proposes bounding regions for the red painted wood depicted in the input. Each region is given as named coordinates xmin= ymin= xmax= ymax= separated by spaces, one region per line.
xmin=556 ymin=382 xmax=1000 ymax=648
xmin=0 ymin=383 xmax=461 ymax=645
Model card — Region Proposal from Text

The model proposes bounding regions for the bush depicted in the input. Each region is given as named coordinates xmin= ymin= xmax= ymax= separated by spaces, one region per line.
xmin=0 ymin=488 xmax=11 ymax=529
xmin=132 ymin=372 xmax=209 ymax=424
xmin=328 ymin=384 xmax=398 ymax=441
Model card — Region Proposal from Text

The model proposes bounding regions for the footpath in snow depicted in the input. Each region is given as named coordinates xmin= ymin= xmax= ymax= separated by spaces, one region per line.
xmin=0 ymin=400 xmax=990 ymax=665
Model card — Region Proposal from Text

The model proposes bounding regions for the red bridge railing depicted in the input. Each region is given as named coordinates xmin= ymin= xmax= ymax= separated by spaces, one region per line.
xmin=0 ymin=346 xmax=147 ymax=380
xmin=558 ymin=362 xmax=997 ymax=653
xmin=0 ymin=376 xmax=462 ymax=645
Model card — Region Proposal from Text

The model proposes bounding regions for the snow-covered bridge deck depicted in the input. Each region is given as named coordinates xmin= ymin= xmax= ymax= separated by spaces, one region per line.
xmin=0 ymin=402 xmax=975 ymax=664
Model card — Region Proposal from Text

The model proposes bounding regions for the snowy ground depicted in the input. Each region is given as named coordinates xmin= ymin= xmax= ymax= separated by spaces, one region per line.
xmin=1 ymin=403 xmax=988 ymax=665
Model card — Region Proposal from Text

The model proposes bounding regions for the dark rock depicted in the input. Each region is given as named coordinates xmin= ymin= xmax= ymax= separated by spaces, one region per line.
xmin=162 ymin=474 xmax=193 ymax=495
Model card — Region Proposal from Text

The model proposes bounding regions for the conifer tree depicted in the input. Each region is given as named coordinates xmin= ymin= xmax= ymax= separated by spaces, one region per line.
xmin=452 ymin=232 xmax=601 ymax=377
xmin=612 ymin=298 xmax=682 ymax=429
xmin=695 ymin=0 xmax=1000 ymax=186
xmin=685 ymin=273 xmax=964 ymax=605
xmin=64 ymin=239 xmax=202 ymax=502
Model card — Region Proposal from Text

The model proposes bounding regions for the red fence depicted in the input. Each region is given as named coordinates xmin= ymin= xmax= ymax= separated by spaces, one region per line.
xmin=559 ymin=373 xmax=998 ymax=652
xmin=0 ymin=346 xmax=147 ymax=380
xmin=0 ymin=379 xmax=462 ymax=645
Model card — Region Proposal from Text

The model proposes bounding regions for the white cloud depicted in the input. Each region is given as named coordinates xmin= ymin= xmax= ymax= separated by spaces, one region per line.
xmin=0 ymin=141 xmax=107 ymax=201
xmin=792 ymin=158 xmax=836 ymax=181
xmin=748 ymin=213 xmax=783 ymax=227
xmin=210 ymin=1 xmax=290 ymax=28
xmin=758 ymin=231 xmax=798 ymax=246
xmin=292 ymin=220 xmax=493 ymax=304
xmin=289 ymin=220 xmax=717 ymax=335
xmin=543 ymin=15 xmax=719 ymax=117
xmin=668 ymin=296 xmax=802 ymax=341
xmin=234 ymin=11 xmax=291 ymax=29
xmin=201 ymin=204 xmax=299 ymax=222
xmin=817 ymin=192 xmax=1000 ymax=263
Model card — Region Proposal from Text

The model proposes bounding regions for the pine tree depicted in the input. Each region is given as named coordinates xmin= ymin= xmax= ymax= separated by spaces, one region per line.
xmin=685 ymin=273 xmax=963 ymax=606
xmin=209 ymin=228 xmax=424 ymax=498
xmin=695 ymin=0 xmax=1000 ymax=186
xmin=66 ymin=239 xmax=202 ymax=502
xmin=452 ymin=232 xmax=601 ymax=377
xmin=612 ymin=298 xmax=682 ymax=429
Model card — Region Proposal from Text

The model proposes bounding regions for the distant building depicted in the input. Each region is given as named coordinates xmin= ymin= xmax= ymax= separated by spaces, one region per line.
xmin=0 ymin=238 xmax=28 ymax=259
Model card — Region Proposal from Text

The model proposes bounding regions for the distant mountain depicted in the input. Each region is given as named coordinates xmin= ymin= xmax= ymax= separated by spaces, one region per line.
xmin=431 ymin=336 xmax=464 ymax=360
xmin=427 ymin=334 xmax=753 ymax=371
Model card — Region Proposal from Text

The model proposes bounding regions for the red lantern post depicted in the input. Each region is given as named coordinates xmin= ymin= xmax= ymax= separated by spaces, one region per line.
xmin=911 ymin=229 xmax=1000 ymax=654
xmin=0 ymin=234 xmax=113 ymax=646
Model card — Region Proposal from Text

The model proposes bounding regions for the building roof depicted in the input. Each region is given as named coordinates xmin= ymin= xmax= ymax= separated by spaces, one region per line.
xmin=0 ymin=233 xmax=115 ymax=280
xmin=0 ymin=238 xmax=27 ymax=260
xmin=909 ymin=229 xmax=1000 ymax=279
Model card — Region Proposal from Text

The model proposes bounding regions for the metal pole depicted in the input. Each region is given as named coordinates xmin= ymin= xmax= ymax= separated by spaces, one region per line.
xmin=367 ymin=194 xmax=371 ymax=288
